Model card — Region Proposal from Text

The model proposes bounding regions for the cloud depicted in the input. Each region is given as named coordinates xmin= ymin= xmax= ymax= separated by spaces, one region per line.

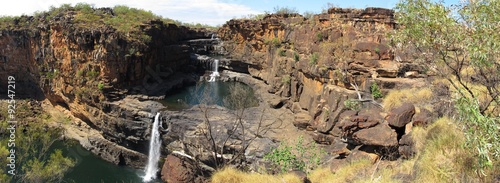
xmin=0 ymin=0 xmax=261 ymax=26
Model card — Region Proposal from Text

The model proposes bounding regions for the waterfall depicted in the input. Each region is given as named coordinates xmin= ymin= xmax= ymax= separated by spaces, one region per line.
xmin=143 ymin=113 xmax=161 ymax=182
xmin=208 ymin=59 xmax=220 ymax=82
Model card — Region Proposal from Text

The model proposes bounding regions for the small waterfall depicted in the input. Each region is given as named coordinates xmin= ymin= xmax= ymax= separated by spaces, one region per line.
xmin=143 ymin=113 xmax=161 ymax=182
xmin=208 ymin=59 xmax=220 ymax=82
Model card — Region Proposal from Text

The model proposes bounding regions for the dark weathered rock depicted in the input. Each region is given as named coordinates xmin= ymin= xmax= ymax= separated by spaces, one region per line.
xmin=412 ymin=108 xmax=432 ymax=127
xmin=290 ymin=170 xmax=311 ymax=183
xmin=330 ymin=141 xmax=351 ymax=157
xmin=87 ymin=136 xmax=147 ymax=168
xmin=398 ymin=133 xmax=416 ymax=159
xmin=312 ymin=132 xmax=335 ymax=145
xmin=353 ymin=124 xmax=398 ymax=147
xmin=161 ymin=153 xmax=202 ymax=183
xmin=387 ymin=103 xmax=416 ymax=128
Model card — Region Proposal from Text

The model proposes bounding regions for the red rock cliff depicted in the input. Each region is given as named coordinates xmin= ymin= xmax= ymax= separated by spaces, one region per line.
xmin=218 ymin=7 xmax=426 ymax=142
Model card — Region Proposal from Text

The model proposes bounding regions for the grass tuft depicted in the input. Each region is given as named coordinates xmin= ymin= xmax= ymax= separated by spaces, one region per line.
xmin=211 ymin=167 xmax=302 ymax=183
xmin=382 ymin=87 xmax=433 ymax=111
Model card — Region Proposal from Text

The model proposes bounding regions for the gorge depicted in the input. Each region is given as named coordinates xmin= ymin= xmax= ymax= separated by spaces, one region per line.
xmin=1 ymin=2 xmax=497 ymax=183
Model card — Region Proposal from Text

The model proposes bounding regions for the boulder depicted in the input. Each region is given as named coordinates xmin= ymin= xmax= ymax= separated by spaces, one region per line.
xmin=312 ymin=132 xmax=335 ymax=145
xmin=353 ymin=124 xmax=398 ymax=147
xmin=330 ymin=141 xmax=351 ymax=157
xmin=398 ymin=133 xmax=416 ymax=159
xmin=346 ymin=150 xmax=379 ymax=164
xmin=293 ymin=112 xmax=312 ymax=130
xmin=387 ymin=103 xmax=416 ymax=128
xmin=412 ymin=108 xmax=432 ymax=127
xmin=161 ymin=153 xmax=202 ymax=183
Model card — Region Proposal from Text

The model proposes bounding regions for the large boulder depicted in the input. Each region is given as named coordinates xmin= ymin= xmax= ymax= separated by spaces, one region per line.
xmin=161 ymin=153 xmax=203 ymax=183
xmin=352 ymin=124 xmax=398 ymax=147
xmin=387 ymin=103 xmax=416 ymax=128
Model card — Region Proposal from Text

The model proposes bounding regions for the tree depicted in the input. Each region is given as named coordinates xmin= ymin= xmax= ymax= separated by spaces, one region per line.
xmin=391 ymin=0 xmax=499 ymax=177
xmin=0 ymin=100 xmax=75 ymax=182
xmin=190 ymin=82 xmax=283 ymax=170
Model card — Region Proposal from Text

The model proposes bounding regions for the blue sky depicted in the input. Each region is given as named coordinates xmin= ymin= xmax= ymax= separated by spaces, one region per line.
xmin=0 ymin=0 xmax=461 ymax=26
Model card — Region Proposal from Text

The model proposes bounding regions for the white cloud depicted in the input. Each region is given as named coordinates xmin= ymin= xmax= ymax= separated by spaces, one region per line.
xmin=0 ymin=0 xmax=261 ymax=26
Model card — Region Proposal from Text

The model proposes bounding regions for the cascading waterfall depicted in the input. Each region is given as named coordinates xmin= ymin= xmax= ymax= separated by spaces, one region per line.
xmin=143 ymin=113 xmax=161 ymax=182
xmin=208 ymin=59 xmax=220 ymax=82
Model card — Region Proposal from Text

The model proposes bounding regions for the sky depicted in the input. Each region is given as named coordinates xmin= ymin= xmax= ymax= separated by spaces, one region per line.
xmin=0 ymin=0 xmax=461 ymax=26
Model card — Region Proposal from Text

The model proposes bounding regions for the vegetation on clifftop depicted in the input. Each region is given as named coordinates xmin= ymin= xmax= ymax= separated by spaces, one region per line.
xmin=0 ymin=3 xmax=217 ymax=43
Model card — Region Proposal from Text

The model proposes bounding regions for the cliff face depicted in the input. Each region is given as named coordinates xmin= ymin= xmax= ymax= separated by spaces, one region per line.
xmin=218 ymin=8 xmax=426 ymax=141
xmin=0 ymin=12 xmax=208 ymax=167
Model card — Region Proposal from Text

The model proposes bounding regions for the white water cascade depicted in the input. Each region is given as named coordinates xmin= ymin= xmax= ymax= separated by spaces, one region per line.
xmin=143 ymin=113 xmax=161 ymax=182
xmin=208 ymin=59 xmax=220 ymax=82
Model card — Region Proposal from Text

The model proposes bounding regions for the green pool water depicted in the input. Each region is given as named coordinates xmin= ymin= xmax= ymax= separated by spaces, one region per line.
xmin=161 ymin=81 xmax=257 ymax=110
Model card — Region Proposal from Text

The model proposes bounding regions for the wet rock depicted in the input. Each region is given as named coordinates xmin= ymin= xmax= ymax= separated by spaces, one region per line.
xmin=353 ymin=124 xmax=398 ymax=147
xmin=387 ymin=103 xmax=416 ymax=128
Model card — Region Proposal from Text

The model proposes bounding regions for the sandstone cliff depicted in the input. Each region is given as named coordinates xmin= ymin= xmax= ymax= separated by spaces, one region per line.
xmin=0 ymin=7 xmax=209 ymax=167
xmin=218 ymin=7 xmax=427 ymax=144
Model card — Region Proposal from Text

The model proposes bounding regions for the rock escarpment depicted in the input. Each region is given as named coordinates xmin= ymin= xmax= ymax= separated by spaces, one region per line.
xmin=218 ymin=8 xmax=429 ymax=160
xmin=0 ymin=9 xmax=209 ymax=167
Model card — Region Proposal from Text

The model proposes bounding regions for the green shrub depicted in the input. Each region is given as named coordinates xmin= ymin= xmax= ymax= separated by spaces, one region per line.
xmin=294 ymin=52 xmax=300 ymax=62
xmin=265 ymin=37 xmax=281 ymax=47
xmin=97 ymin=83 xmax=104 ymax=91
xmin=456 ymin=97 xmax=500 ymax=174
xmin=264 ymin=136 xmax=323 ymax=173
xmin=309 ymin=52 xmax=319 ymax=65
xmin=87 ymin=70 xmax=99 ymax=78
xmin=370 ymin=82 xmax=383 ymax=99
xmin=316 ymin=32 xmax=323 ymax=42
xmin=344 ymin=99 xmax=361 ymax=111
xmin=278 ymin=49 xmax=286 ymax=57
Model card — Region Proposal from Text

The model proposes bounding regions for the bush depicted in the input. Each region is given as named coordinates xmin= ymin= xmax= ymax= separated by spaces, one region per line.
xmin=97 ymin=83 xmax=104 ymax=91
xmin=293 ymin=52 xmax=300 ymax=62
xmin=370 ymin=82 xmax=383 ymax=99
xmin=264 ymin=37 xmax=281 ymax=47
xmin=456 ymin=98 xmax=500 ymax=175
xmin=264 ymin=136 xmax=323 ymax=173
xmin=316 ymin=32 xmax=323 ymax=42
xmin=309 ymin=52 xmax=319 ymax=65
xmin=344 ymin=99 xmax=361 ymax=111
xmin=273 ymin=6 xmax=299 ymax=15
xmin=278 ymin=49 xmax=286 ymax=57
xmin=87 ymin=70 xmax=99 ymax=78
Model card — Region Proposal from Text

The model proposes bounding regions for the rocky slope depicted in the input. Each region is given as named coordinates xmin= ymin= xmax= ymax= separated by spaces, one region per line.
xmin=0 ymin=8 xmax=210 ymax=168
xmin=218 ymin=7 xmax=431 ymax=160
